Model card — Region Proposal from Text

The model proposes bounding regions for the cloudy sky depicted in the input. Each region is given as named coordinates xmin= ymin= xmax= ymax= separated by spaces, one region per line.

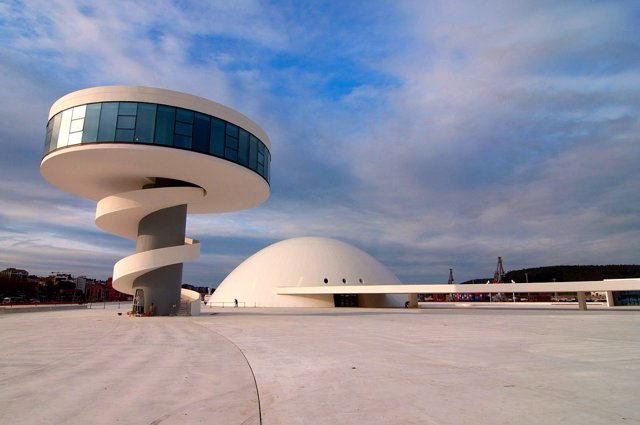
xmin=1 ymin=0 xmax=639 ymax=286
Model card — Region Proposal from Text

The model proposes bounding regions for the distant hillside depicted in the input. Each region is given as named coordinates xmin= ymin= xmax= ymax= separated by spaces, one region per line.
xmin=459 ymin=265 xmax=640 ymax=285
xmin=504 ymin=265 xmax=640 ymax=283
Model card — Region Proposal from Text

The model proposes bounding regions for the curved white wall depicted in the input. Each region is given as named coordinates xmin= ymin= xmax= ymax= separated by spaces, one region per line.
xmin=210 ymin=237 xmax=405 ymax=307
xmin=181 ymin=288 xmax=202 ymax=316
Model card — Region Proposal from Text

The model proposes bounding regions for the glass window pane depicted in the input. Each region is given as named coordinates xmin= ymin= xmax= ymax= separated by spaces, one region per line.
xmin=82 ymin=103 xmax=101 ymax=142
xmin=50 ymin=113 xmax=62 ymax=150
xmin=70 ymin=118 xmax=84 ymax=133
xmin=118 ymin=102 xmax=137 ymax=116
xmin=238 ymin=129 xmax=249 ymax=166
xmin=117 ymin=115 xmax=136 ymax=129
xmin=50 ymin=115 xmax=60 ymax=150
xmin=72 ymin=105 xmax=86 ymax=119
xmin=265 ymin=151 xmax=271 ymax=182
xmin=210 ymin=117 xmax=225 ymax=156
xmin=135 ymin=103 xmax=156 ymax=143
xmin=225 ymin=147 xmax=238 ymax=161
xmin=226 ymin=135 xmax=238 ymax=150
xmin=97 ymin=102 xmax=118 ymax=142
xmin=249 ymin=136 xmax=258 ymax=171
xmin=176 ymin=108 xmax=193 ymax=123
xmin=56 ymin=109 xmax=73 ymax=149
xmin=155 ymin=105 xmax=175 ymax=145
xmin=258 ymin=151 xmax=264 ymax=165
xmin=175 ymin=121 xmax=192 ymax=136
xmin=44 ymin=120 xmax=53 ymax=155
xmin=68 ymin=131 xmax=83 ymax=146
xmin=193 ymin=113 xmax=210 ymax=153
xmin=173 ymin=134 xmax=192 ymax=148
xmin=225 ymin=123 xmax=238 ymax=137
xmin=115 ymin=129 xmax=135 ymax=142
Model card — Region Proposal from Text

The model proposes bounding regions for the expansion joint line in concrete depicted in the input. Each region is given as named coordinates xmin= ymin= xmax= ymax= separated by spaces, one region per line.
xmin=214 ymin=330 xmax=263 ymax=425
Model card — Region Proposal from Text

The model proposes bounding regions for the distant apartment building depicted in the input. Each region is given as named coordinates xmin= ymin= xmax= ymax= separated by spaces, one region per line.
xmin=106 ymin=277 xmax=128 ymax=301
xmin=85 ymin=278 xmax=127 ymax=302
xmin=0 ymin=268 xmax=29 ymax=280
xmin=54 ymin=273 xmax=73 ymax=283
xmin=75 ymin=276 xmax=97 ymax=293
xmin=85 ymin=281 xmax=108 ymax=301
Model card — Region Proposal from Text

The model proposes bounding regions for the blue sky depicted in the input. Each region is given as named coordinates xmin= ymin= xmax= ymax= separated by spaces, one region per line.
xmin=1 ymin=0 xmax=639 ymax=286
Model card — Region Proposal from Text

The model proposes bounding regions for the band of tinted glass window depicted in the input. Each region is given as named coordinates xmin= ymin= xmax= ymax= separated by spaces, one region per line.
xmin=44 ymin=101 xmax=271 ymax=184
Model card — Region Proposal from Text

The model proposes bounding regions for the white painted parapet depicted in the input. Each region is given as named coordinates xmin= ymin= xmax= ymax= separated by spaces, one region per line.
xmin=181 ymin=288 xmax=202 ymax=316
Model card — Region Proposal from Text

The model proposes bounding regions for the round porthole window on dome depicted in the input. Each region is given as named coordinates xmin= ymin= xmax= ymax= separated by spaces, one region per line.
xmin=342 ymin=278 xmax=346 ymax=284
xmin=323 ymin=278 xmax=328 ymax=284
xmin=359 ymin=278 xmax=363 ymax=284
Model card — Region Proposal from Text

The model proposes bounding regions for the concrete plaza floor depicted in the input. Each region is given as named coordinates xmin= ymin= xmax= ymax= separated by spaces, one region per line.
xmin=1 ymin=304 xmax=639 ymax=424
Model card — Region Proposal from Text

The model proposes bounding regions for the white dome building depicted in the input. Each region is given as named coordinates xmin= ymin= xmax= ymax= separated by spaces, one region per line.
xmin=209 ymin=237 xmax=405 ymax=308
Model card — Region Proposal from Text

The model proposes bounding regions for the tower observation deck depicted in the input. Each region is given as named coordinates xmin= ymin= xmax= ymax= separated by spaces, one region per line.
xmin=40 ymin=86 xmax=271 ymax=315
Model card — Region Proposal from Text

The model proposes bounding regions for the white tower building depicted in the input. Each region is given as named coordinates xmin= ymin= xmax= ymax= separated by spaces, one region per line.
xmin=41 ymin=86 xmax=271 ymax=315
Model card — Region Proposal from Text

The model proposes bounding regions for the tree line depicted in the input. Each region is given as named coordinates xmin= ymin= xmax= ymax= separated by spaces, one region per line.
xmin=504 ymin=264 xmax=640 ymax=283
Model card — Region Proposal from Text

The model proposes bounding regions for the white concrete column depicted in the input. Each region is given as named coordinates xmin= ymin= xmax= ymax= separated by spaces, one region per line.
xmin=577 ymin=291 xmax=587 ymax=311
xmin=605 ymin=291 xmax=615 ymax=307
xmin=407 ymin=293 xmax=418 ymax=308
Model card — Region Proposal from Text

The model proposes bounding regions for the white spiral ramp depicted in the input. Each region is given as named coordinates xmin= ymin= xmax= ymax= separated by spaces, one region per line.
xmin=96 ymin=185 xmax=205 ymax=304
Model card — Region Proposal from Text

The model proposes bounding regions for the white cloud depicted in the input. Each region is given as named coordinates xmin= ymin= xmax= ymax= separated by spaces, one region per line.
xmin=1 ymin=0 xmax=638 ymax=284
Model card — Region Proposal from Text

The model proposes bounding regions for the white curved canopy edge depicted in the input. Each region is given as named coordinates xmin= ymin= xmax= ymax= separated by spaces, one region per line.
xmin=40 ymin=144 xmax=269 ymax=213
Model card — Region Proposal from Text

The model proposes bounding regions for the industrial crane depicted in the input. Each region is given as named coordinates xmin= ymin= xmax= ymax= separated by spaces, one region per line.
xmin=492 ymin=256 xmax=506 ymax=283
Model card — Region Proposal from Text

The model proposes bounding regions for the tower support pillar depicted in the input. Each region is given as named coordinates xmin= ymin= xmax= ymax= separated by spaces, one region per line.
xmin=133 ymin=204 xmax=187 ymax=316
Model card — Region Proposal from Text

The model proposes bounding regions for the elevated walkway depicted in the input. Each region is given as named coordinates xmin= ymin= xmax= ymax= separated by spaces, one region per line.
xmin=277 ymin=278 xmax=640 ymax=310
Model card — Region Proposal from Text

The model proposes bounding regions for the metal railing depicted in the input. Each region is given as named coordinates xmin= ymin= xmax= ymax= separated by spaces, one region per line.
xmin=207 ymin=301 xmax=246 ymax=308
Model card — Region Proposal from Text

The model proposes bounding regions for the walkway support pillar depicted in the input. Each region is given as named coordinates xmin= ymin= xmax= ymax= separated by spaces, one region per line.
xmin=407 ymin=293 xmax=418 ymax=308
xmin=577 ymin=291 xmax=587 ymax=310
xmin=605 ymin=291 xmax=615 ymax=307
